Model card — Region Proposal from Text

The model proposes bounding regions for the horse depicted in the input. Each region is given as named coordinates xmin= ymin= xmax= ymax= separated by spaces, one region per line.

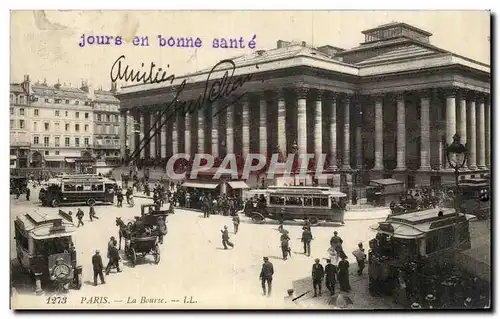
xmin=115 ymin=217 xmax=132 ymax=251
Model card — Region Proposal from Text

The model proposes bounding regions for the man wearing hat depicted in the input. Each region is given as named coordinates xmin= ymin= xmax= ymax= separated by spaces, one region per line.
xmin=92 ymin=250 xmax=105 ymax=286
xmin=324 ymin=258 xmax=337 ymax=296
xmin=301 ymin=227 xmax=313 ymax=257
xmin=280 ymin=230 xmax=291 ymax=260
xmin=311 ymin=258 xmax=324 ymax=297
xmin=410 ymin=302 xmax=422 ymax=309
xmin=259 ymin=257 xmax=274 ymax=296
xmin=221 ymin=225 xmax=234 ymax=249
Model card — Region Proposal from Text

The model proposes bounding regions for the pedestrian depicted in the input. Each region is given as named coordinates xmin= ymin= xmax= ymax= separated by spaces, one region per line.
xmin=89 ymin=204 xmax=99 ymax=221
xmin=330 ymin=231 xmax=347 ymax=259
xmin=280 ymin=230 xmax=291 ymax=260
xmin=352 ymin=242 xmax=366 ymax=275
xmin=15 ymin=188 xmax=20 ymax=200
xmin=352 ymin=189 xmax=358 ymax=205
xmin=327 ymin=244 xmax=339 ymax=266
xmin=324 ymin=258 xmax=337 ymax=296
xmin=25 ymin=187 xmax=30 ymax=201
xmin=92 ymin=250 xmax=105 ymax=286
xmin=105 ymin=242 xmax=122 ymax=275
xmin=278 ymin=213 xmax=284 ymax=233
xmin=301 ymin=227 xmax=313 ymax=257
xmin=338 ymin=256 xmax=351 ymax=292
xmin=221 ymin=225 xmax=234 ymax=249
xmin=117 ymin=189 xmax=123 ymax=207
xmin=259 ymin=257 xmax=274 ymax=297
xmin=232 ymin=214 xmax=240 ymax=234
xmin=312 ymin=258 xmax=324 ymax=297
xmin=76 ymin=209 xmax=84 ymax=227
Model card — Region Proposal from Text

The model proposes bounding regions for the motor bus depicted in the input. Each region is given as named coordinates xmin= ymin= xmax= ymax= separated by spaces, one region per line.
xmin=39 ymin=174 xmax=117 ymax=207
xmin=242 ymin=186 xmax=347 ymax=225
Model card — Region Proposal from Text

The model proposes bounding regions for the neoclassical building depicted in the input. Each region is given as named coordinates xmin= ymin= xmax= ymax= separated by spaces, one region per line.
xmin=117 ymin=22 xmax=490 ymax=189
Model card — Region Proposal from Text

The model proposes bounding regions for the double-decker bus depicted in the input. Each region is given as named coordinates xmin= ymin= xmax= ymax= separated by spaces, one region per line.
xmin=243 ymin=186 xmax=347 ymax=225
xmin=39 ymin=174 xmax=117 ymax=207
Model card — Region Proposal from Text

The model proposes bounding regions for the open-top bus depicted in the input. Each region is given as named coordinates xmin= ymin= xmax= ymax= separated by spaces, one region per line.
xmin=39 ymin=174 xmax=117 ymax=207
xmin=243 ymin=186 xmax=347 ymax=225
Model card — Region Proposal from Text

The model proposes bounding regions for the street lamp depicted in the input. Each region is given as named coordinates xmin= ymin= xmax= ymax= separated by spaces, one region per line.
xmin=445 ymin=134 xmax=468 ymax=216
xmin=291 ymin=141 xmax=298 ymax=186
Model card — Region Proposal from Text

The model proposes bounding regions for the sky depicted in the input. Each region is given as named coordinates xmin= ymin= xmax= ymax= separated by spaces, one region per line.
xmin=10 ymin=10 xmax=490 ymax=91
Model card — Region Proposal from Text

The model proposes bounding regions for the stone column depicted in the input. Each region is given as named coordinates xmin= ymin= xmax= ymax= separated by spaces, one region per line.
xmin=120 ymin=110 xmax=127 ymax=159
xmin=149 ymin=112 xmax=156 ymax=158
xmin=226 ymin=104 xmax=234 ymax=155
xmin=130 ymin=110 xmax=137 ymax=159
xmin=468 ymin=99 xmax=477 ymax=170
xmin=296 ymin=88 xmax=308 ymax=155
xmin=185 ymin=113 xmax=191 ymax=156
xmin=485 ymin=98 xmax=490 ymax=168
xmin=172 ymin=114 xmax=178 ymax=155
xmin=355 ymin=101 xmax=363 ymax=169
xmin=458 ymin=92 xmax=467 ymax=150
xmin=314 ymin=90 xmax=323 ymax=161
xmin=241 ymin=97 xmax=250 ymax=158
xmin=277 ymin=90 xmax=286 ymax=158
xmin=328 ymin=94 xmax=338 ymax=170
xmin=477 ymin=96 xmax=486 ymax=169
xmin=395 ymin=92 xmax=406 ymax=170
xmin=160 ymin=113 xmax=167 ymax=158
xmin=419 ymin=91 xmax=431 ymax=170
xmin=258 ymin=93 xmax=268 ymax=156
xmin=373 ymin=95 xmax=384 ymax=170
xmin=445 ymin=90 xmax=457 ymax=169
xmin=211 ymin=105 xmax=219 ymax=158
xmin=342 ymin=96 xmax=351 ymax=170
xmin=139 ymin=112 xmax=145 ymax=158
xmin=197 ymin=108 xmax=205 ymax=153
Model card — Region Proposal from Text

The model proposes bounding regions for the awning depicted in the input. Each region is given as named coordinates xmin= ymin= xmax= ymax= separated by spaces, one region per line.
xmin=65 ymin=158 xmax=76 ymax=163
xmin=182 ymin=181 xmax=219 ymax=189
xmin=45 ymin=156 xmax=65 ymax=162
xmin=227 ymin=181 xmax=249 ymax=189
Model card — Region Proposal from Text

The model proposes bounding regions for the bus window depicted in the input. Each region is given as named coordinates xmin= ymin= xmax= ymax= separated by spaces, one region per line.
xmin=425 ymin=227 xmax=453 ymax=254
xmin=304 ymin=197 xmax=313 ymax=206
xmin=83 ymin=183 xmax=92 ymax=191
xmin=63 ymin=183 xmax=76 ymax=191
xmin=320 ymin=197 xmax=329 ymax=207
xmin=76 ymin=184 xmax=84 ymax=191
xmin=312 ymin=197 xmax=324 ymax=207
xmin=96 ymin=183 xmax=103 ymax=191
xmin=285 ymin=196 xmax=302 ymax=206
xmin=269 ymin=196 xmax=284 ymax=205
xmin=15 ymin=227 xmax=29 ymax=250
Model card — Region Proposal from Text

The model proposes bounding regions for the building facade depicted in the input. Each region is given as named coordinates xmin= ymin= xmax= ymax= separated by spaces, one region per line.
xmin=9 ymin=76 xmax=127 ymax=173
xmin=116 ymin=22 xmax=491 ymax=188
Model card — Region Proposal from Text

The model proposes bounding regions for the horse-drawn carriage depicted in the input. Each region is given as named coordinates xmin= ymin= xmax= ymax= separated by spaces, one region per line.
xmin=128 ymin=234 xmax=161 ymax=266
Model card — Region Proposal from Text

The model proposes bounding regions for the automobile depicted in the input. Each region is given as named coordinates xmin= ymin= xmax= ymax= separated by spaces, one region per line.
xmin=14 ymin=209 xmax=83 ymax=294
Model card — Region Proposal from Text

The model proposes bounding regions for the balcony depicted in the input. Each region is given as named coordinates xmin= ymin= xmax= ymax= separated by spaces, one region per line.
xmin=31 ymin=143 xmax=93 ymax=149
xmin=10 ymin=141 xmax=31 ymax=147
xmin=94 ymin=144 xmax=120 ymax=149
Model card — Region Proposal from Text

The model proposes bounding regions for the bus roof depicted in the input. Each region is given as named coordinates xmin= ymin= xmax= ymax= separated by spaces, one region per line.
xmin=15 ymin=210 xmax=76 ymax=239
xmin=256 ymin=186 xmax=347 ymax=197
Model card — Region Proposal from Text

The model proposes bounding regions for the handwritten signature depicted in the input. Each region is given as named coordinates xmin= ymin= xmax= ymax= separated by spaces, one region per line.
xmin=111 ymin=57 xmax=256 ymax=162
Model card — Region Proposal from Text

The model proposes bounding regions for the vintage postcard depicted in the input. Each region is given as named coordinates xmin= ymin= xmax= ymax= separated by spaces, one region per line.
xmin=10 ymin=10 xmax=491 ymax=310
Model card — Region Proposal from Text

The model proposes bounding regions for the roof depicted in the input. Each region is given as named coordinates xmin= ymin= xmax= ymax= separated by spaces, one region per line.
xmin=94 ymin=90 xmax=120 ymax=104
xmin=369 ymin=178 xmax=404 ymax=186
xmin=266 ymin=187 xmax=347 ymax=197
xmin=15 ymin=210 xmax=76 ymax=239
xmin=361 ymin=22 xmax=433 ymax=36
xmin=32 ymin=85 xmax=89 ymax=99
xmin=10 ymin=84 xmax=25 ymax=94
xmin=356 ymin=44 xmax=443 ymax=66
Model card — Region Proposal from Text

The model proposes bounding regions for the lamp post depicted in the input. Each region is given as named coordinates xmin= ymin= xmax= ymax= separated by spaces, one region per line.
xmin=445 ymin=134 xmax=468 ymax=217
xmin=291 ymin=141 xmax=298 ymax=186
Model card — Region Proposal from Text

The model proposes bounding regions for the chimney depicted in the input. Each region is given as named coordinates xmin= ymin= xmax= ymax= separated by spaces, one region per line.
xmin=80 ymin=80 xmax=89 ymax=92
xmin=301 ymin=41 xmax=306 ymax=47
xmin=87 ymin=84 xmax=95 ymax=100
xmin=22 ymin=74 xmax=32 ymax=95
xmin=110 ymin=81 xmax=117 ymax=93
xmin=277 ymin=40 xmax=291 ymax=49
xmin=54 ymin=79 xmax=61 ymax=90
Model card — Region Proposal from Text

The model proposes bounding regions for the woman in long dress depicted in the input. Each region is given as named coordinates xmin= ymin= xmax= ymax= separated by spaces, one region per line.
xmin=338 ymin=256 xmax=351 ymax=292
xmin=327 ymin=245 xmax=339 ymax=265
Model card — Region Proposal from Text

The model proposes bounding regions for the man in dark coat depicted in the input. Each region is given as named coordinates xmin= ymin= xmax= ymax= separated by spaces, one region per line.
xmin=280 ymin=230 xmax=291 ymax=260
xmin=232 ymin=214 xmax=240 ymax=234
xmin=76 ymin=208 xmax=84 ymax=227
xmin=89 ymin=204 xmax=98 ymax=221
xmin=330 ymin=231 xmax=347 ymax=259
xmin=221 ymin=225 xmax=234 ymax=249
xmin=301 ymin=227 xmax=313 ymax=257
xmin=312 ymin=258 xmax=325 ymax=297
xmin=259 ymin=257 xmax=274 ymax=296
xmin=105 ymin=243 xmax=122 ymax=275
xmin=324 ymin=258 xmax=337 ymax=296
xmin=25 ymin=188 xmax=30 ymax=201
xmin=92 ymin=250 xmax=105 ymax=286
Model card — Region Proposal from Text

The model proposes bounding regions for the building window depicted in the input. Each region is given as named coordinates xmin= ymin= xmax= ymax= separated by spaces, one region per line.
xmin=105 ymin=125 xmax=111 ymax=134
xmin=84 ymin=101 xmax=89 ymax=106
xmin=43 ymin=136 xmax=49 ymax=147
xmin=84 ymin=137 xmax=89 ymax=146
xmin=55 ymin=99 xmax=61 ymax=104
xmin=19 ymin=95 xmax=25 ymax=104
xmin=55 ymin=123 xmax=60 ymax=131
xmin=75 ymin=100 xmax=80 ymax=105
xmin=97 ymin=114 xmax=102 ymax=121
xmin=55 ymin=150 xmax=60 ymax=155
xmin=44 ymin=150 xmax=49 ymax=156
xmin=33 ymin=136 xmax=39 ymax=144
xmin=75 ymin=137 xmax=80 ymax=147
xmin=85 ymin=112 xmax=89 ymax=119
xmin=65 ymin=111 xmax=68 ymax=117
xmin=75 ymin=112 xmax=80 ymax=119
xmin=55 ymin=110 xmax=60 ymax=117
xmin=19 ymin=119 xmax=25 ymax=129
xmin=55 ymin=137 xmax=60 ymax=147
xmin=33 ymin=122 xmax=38 ymax=131
xmin=110 ymin=115 xmax=114 ymax=122
xmin=10 ymin=107 xmax=13 ymax=115
xmin=44 ymin=122 xmax=49 ymax=131
xmin=65 ymin=123 xmax=70 ymax=132
xmin=115 ymin=126 xmax=120 ymax=135
xmin=65 ymin=137 xmax=70 ymax=147
xmin=10 ymin=94 xmax=14 ymax=103
xmin=34 ymin=109 xmax=39 ymax=116
xmin=65 ymin=99 xmax=69 ymax=104
xmin=106 ymin=114 xmax=110 ymax=122
xmin=19 ymin=108 xmax=24 ymax=116
xmin=32 ymin=97 xmax=39 ymax=102
xmin=84 ymin=124 xmax=89 ymax=132
xmin=10 ymin=120 xmax=14 ymax=129
xmin=44 ymin=98 xmax=49 ymax=103
xmin=75 ymin=124 xmax=80 ymax=132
